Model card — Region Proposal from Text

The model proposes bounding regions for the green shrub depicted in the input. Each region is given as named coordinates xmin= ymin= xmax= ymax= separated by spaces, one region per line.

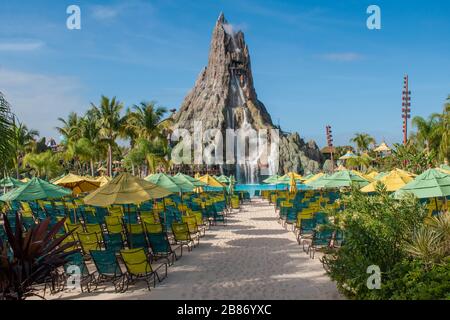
xmin=321 ymin=187 xmax=429 ymax=299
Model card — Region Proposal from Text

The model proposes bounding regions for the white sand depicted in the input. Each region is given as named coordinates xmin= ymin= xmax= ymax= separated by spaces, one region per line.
xmin=46 ymin=198 xmax=342 ymax=300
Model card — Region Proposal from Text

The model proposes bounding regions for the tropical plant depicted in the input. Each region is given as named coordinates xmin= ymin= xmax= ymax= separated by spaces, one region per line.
xmin=0 ymin=92 xmax=15 ymax=171
xmin=91 ymin=96 xmax=124 ymax=177
xmin=0 ymin=214 xmax=76 ymax=300
xmin=11 ymin=121 xmax=39 ymax=178
xmin=411 ymin=114 xmax=439 ymax=155
xmin=321 ymin=186 xmax=428 ymax=299
xmin=350 ymin=133 xmax=376 ymax=153
xmin=22 ymin=150 xmax=62 ymax=179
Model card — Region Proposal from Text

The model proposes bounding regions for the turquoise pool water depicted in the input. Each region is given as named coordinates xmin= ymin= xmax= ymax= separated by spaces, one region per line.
xmin=205 ymin=183 xmax=311 ymax=197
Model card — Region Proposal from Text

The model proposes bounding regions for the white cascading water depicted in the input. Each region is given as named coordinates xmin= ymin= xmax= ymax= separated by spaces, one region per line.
xmin=225 ymin=22 xmax=276 ymax=184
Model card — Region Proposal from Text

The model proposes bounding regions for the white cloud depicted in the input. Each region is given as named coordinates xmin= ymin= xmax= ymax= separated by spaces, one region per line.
xmin=319 ymin=52 xmax=364 ymax=62
xmin=0 ymin=40 xmax=45 ymax=52
xmin=91 ymin=5 xmax=121 ymax=20
xmin=0 ymin=68 xmax=85 ymax=140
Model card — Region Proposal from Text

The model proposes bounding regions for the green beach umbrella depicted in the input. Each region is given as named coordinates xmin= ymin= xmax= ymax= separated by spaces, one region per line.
xmin=306 ymin=173 xmax=330 ymax=189
xmin=0 ymin=176 xmax=25 ymax=189
xmin=215 ymin=175 xmax=230 ymax=184
xmin=312 ymin=170 xmax=369 ymax=189
xmin=174 ymin=173 xmax=206 ymax=187
xmin=263 ymin=175 xmax=279 ymax=184
xmin=168 ymin=175 xmax=195 ymax=193
xmin=145 ymin=173 xmax=183 ymax=193
xmin=441 ymin=164 xmax=450 ymax=171
xmin=394 ymin=168 xmax=450 ymax=200
xmin=0 ymin=177 xmax=71 ymax=202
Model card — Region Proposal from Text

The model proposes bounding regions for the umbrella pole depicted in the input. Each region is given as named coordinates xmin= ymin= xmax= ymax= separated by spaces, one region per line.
xmin=163 ymin=198 xmax=167 ymax=233
xmin=128 ymin=204 xmax=132 ymax=248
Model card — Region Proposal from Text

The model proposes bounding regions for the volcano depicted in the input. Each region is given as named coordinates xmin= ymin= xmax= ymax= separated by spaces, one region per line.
xmin=174 ymin=13 xmax=323 ymax=182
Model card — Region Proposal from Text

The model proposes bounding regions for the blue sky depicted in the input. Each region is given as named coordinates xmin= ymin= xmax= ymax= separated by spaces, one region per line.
xmin=0 ymin=0 xmax=449 ymax=147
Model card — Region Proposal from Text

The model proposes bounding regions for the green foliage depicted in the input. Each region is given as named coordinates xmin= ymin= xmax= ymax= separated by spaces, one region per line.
xmin=22 ymin=150 xmax=62 ymax=179
xmin=321 ymin=188 xmax=428 ymax=299
xmin=368 ymin=258 xmax=450 ymax=300
xmin=0 ymin=214 xmax=76 ymax=300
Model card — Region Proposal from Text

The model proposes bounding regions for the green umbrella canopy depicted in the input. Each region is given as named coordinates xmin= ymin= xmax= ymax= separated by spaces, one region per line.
xmin=313 ymin=170 xmax=369 ymax=189
xmin=145 ymin=173 xmax=183 ymax=193
xmin=394 ymin=168 xmax=450 ymax=199
xmin=215 ymin=175 xmax=230 ymax=184
xmin=440 ymin=164 xmax=450 ymax=171
xmin=174 ymin=173 xmax=206 ymax=187
xmin=168 ymin=175 xmax=196 ymax=192
xmin=0 ymin=177 xmax=71 ymax=202
xmin=263 ymin=175 xmax=280 ymax=184
xmin=0 ymin=176 xmax=25 ymax=188
xmin=306 ymin=174 xmax=330 ymax=188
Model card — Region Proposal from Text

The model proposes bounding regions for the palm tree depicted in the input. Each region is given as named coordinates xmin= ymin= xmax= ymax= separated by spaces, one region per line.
xmin=91 ymin=96 xmax=124 ymax=177
xmin=0 ymin=92 xmax=15 ymax=172
xmin=411 ymin=114 xmax=439 ymax=155
xmin=432 ymin=97 xmax=450 ymax=164
xmin=22 ymin=151 xmax=61 ymax=179
xmin=123 ymin=102 xmax=173 ymax=175
xmin=350 ymin=133 xmax=376 ymax=153
xmin=79 ymin=109 xmax=106 ymax=176
xmin=55 ymin=112 xmax=82 ymax=143
xmin=12 ymin=121 xmax=39 ymax=178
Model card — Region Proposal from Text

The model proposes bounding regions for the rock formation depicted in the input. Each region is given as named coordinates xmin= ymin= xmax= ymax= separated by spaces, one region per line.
xmin=173 ymin=13 xmax=323 ymax=181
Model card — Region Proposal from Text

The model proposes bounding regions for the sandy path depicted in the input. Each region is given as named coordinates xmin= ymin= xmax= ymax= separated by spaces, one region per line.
xmin=48 ymin=198 xmax=341 ymax=300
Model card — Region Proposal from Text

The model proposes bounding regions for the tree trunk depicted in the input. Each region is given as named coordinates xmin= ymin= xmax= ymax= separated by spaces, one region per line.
xmin=107 ymin=144 xmax=112 ymax=177
xmin=90 ymin=160 xmax=94 ymax=177
xmin=131 ymin=163 xmax=135 ymax=176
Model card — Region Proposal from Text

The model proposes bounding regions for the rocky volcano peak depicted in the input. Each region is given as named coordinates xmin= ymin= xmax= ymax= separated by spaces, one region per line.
xmin=173 ymin=13 xmax=323 ymax=178
xmin=175 ymin=13 xmax=273 ymax=132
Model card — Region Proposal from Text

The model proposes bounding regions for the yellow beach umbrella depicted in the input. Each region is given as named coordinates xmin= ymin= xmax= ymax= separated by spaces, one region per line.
xmin=20 ymin=177 xmax=30 ymax=183
xmin=303 ymin=172 xmax=324 ymax=185
xmin=365 ymin=171 xmax=379 ymax=180
xmin=361 ymin=169 xmax=414 ymax=193
xmin=373 ymin=142 xmax=391 ymax=153
xmin=54 ymin=173 xmax=101 ymax=195
xmin=83 ymin=172 xmax=172 ymax=207
xmin=96 ymin=175 xmax=112 ymax=187
xmin=352 ymin=170 xmax=373 ymax=182
xmin=198 ymin=174 xmax=224 ymax=188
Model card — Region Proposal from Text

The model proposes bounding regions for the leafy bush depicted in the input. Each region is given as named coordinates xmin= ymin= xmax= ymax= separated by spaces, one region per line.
xmin=321 ymin=187 xmax=429 ymax=299
xmin=369 ymin=258 xmax=450 ymax=300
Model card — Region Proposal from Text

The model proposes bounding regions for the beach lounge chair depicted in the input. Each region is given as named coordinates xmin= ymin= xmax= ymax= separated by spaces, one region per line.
xmin=125 ymin=223 xmax=148 ymax=250
xmin=171 ymin=222 xmax=198 ymax=251
xmin=90 ymin=249 xmax=127 ymax=292
xmin=147 ymin=232 xmax=181 ymax=265
xmin=104 ymin=232 xmax=123 ymax=253
xmin=304 ymin=229 xmax=334 ymax=259
xmin=77 ymin=232 xmax=102 ymax=255
xmin=63 ymin=251 xmax=96 ymax=292
xmin=120 ymin=248 xmax=168 ymax=291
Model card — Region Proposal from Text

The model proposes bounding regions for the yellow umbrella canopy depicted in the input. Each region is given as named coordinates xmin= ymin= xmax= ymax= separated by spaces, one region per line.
xmin=96 ymin=175 xmax=112 ymax=187
xmin=53 ymin=173 xmax=101 ymax=195
xmin=20 ymin=177 xmax=30 ymax=183
xmin=365 ymin=171 xmax=379 ymax=180
xmin=373 ymin=142 xmax=391 ymax=152
xmin=289 ymin=174 xmax=297 ymax=193
xmin=83 ymin=172 xmax=172 ymax=207
xmin=361 ymin=169 xmax=415 ymax=193
xmin=198 ymin=174 xmax=224 ymax=188
xmin=303 ymin=172 xmax=324 ymax=185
